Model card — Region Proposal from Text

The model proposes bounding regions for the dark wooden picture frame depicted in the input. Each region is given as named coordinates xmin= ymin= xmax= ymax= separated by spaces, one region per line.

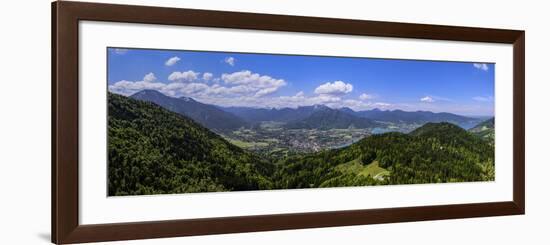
xmin=52 ymin=1 xmax=525 ymax=244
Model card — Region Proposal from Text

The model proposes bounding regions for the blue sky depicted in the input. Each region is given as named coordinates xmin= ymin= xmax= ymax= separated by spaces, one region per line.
xmin=108 ymin=47 xmax=495 ymax=116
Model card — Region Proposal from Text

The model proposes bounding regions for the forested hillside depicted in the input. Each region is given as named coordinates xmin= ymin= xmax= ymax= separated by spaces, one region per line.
xmin=469 ymin=117 xmax=495 ymax=141
xmin=131 ymin=90 xmax=248 ymax=131
xmin=108 ymin=93 xmax=273 ymax=196
xmin=275 ymin=122 xmax=494 ymax=189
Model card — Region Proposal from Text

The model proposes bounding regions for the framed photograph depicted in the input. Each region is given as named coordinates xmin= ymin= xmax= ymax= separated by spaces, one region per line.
xmin=52 ymin=1 xmax=525 ymax=244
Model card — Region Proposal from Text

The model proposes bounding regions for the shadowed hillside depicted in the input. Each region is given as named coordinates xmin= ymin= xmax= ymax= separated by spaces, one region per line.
xmin=108 ymin=92 xmax=273 ymax=196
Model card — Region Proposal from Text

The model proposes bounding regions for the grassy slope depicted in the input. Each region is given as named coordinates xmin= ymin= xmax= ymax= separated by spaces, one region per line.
xmin=333 ymin=159 xmax=390 ymax=180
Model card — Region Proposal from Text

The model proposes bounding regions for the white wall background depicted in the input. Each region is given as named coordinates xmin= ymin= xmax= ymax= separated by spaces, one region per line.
xmin=1 ymin=0 xmax=548 ymax=244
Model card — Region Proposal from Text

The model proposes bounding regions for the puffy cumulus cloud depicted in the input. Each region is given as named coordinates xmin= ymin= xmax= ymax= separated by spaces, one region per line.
xmin=165 ymin=56 xmax=181 ymax=66
xmin=221 ymin=70 xmax=286 ymax=97
xmin=202 ymin=72 xmax=213 ymax=81
xmin=255 ymin=87 xmax=279 ymax=98
xmin=143 ymin=72 xmax=157 ymax=82
xmin=473 ymin=63 xmax=489 ymax=71
xmin=314 ymin=81 xmax=353 ymax=95
xmin=420 ymin=96 xmax=435 ymax=103
xmin=180 ymin=83 xmax=210 ymax=95
xmin=109 ymin=70 xmax=286 ymax=99
xmin=182 ymin=79 xmax=388 ymax=111
xmin=194 ymin=86 xmax=393 ymax=110
xmin=224 ymin=57 xmax=235 ymax=66
xmin=108 ymin=72 xmax=165 ymax=96
xmin=109 ymin=72 xmax=399 ymax=111
xmin=168 ymin=70 xmax=200 ymax=82
xmin=359 ymin=93 xmax=373 ymax=100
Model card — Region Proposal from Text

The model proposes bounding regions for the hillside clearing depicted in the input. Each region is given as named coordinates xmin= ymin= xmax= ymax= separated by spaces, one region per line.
xmin=335 ymin=159 xmax=390 ymax=180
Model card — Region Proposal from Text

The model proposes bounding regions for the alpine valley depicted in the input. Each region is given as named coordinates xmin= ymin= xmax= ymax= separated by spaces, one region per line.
xmin=108 ymin=90 xmax=495 ymax=195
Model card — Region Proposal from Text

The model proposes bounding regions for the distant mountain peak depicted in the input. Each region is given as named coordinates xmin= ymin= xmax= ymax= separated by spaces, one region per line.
xmin=130 ymin=89 xmax=248 ymax=131
xmin=338 ymin=107 xmax=356 ymax=114
xmin=132 ymin=89 xmax=164 ymax=96
xmin=312 ymin=104 xmax=330 ymax=110
xmin=179 ymin=96 xmax=195 ymax=102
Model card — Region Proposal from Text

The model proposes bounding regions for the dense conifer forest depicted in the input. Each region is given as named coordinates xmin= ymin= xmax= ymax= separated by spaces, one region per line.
xmin=108 ymin=93 xmax=273 ymax=196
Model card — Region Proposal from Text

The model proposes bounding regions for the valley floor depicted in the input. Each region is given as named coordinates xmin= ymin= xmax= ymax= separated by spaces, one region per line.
xmin=221 ymin=121 xmax=421 ymax=159
xmin=223 ymin=126 xmax=371 ymax=158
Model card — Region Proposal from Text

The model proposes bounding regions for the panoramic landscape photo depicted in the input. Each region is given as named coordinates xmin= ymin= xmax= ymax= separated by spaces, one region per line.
xmin=107 ymin=47 xmax=495 ymax=196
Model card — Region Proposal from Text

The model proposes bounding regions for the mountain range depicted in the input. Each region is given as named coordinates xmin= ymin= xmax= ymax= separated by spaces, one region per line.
xmin=128 ymin=89 xmax=486 ymax=132
xmin=223 ymin=104 xmax=482 ymax=129
xmin=285 ymin=107 xmax=379 ymax=129
xmin=130 ymin=90 xmax=248 ymax=131
xmin=342 ymin=108 xmax=482 ymax=129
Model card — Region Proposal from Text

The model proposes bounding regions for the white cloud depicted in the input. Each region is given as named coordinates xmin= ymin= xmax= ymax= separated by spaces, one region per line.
xmin=373 ymin=102 xmax=392 ymax=107
xmin=196 ymin=94 xmax=394 ymax=111
xmin=255 ymin=87 xmax=280 ymax=98
xmin=221 ymin=70 xmax=286 ymax=97
xmin=109 ymin=72 xmax=403 ymax=111
xmin=473 ymin=96 xmax=494 ymax=102
xmin=110 ymin=70 xmax=286 ymax=99
xmin=420 ymin=96 xmax=435 ymax=103
xmin=473 ymin=63 xmax=489 ymax=71
xmin=143 ymin=72 xmax=156 ymax=82
xmin=108 ymin=73 xmax=165 ymax=96
xmin=224 ymin=57 xmax=235 ymax=66
xmin=165 ymin=56 xmax=181 ymax=66
xmin=314 ymin=81 xmax=353 ymax=95
xmin=202 ymin=72 xmax=213 ymax=81
xmin=112 ymin=48 xmax=128 ymax=55
xmin=179 ymin=83 xmax=210 ymax=94
xmin=311 ymin=94 xmax=342 ymax=103
xmin=168 ymin=70 xmax=200 ymax=82
xmin=359 ymin=93 xmax=373 ymax=100
xmin=341 ymin=99 xmax=364 ymax=108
